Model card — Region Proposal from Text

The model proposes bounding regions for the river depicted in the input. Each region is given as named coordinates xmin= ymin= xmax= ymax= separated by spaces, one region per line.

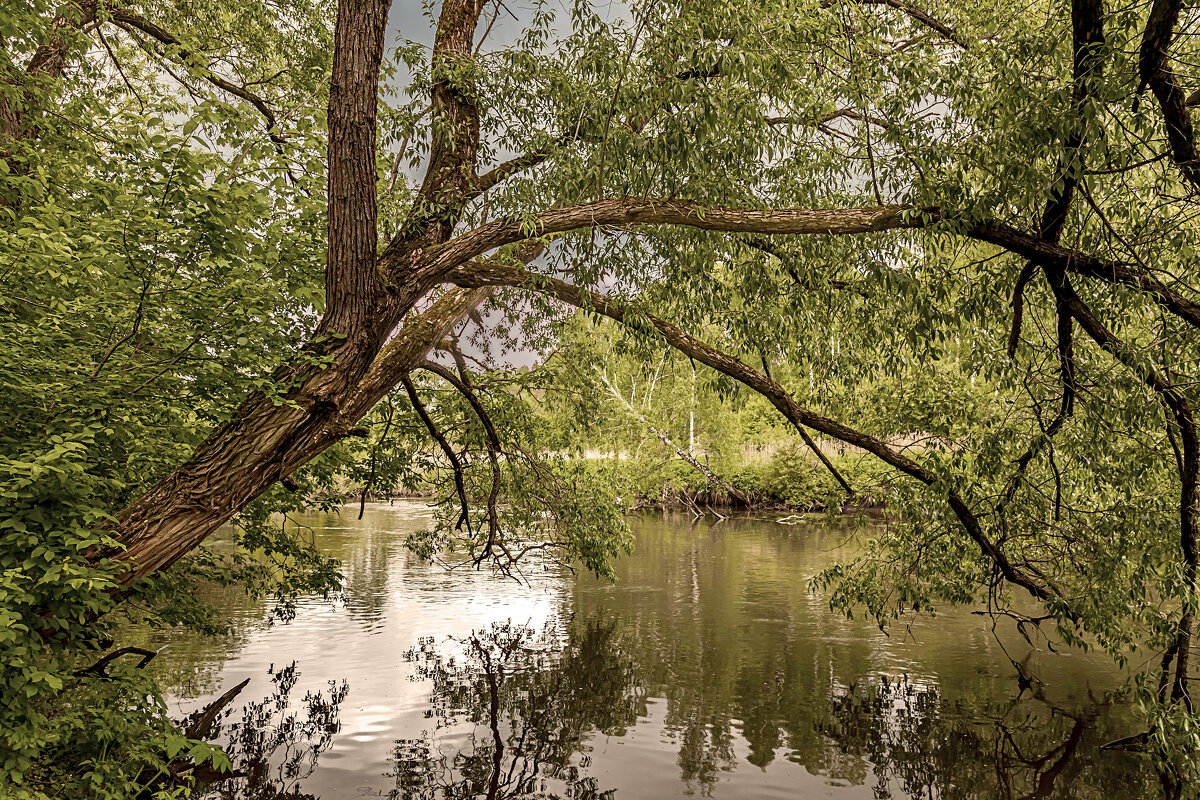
xmin=145 ymin=501 xmax=1162 ymax=799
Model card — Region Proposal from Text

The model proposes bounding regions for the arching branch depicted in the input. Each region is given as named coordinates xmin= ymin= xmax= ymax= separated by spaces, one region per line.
xmin=449 ymin=260 xmax=1059 ymax=602
xmin=967 ymin=223 xmax=1200 ymax=330
xmin=73 ymin=645 xmax=159 ymax=678
xmin=417 ymin=201 xmax=1200 ymax=333
xmin=414 ymin=199 xmax=926 ymax=279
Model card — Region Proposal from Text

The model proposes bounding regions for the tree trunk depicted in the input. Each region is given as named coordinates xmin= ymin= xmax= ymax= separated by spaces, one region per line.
xmin=104 ymin=0 xmax=497 ymax=587
xmin=111 ymin=286 xmax=486 ymax=585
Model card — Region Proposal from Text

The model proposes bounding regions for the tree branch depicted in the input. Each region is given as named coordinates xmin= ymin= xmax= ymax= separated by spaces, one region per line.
xmin=450 ymin=260 xmax=1058 ymax=601
xmin=420 ymin=359 xmax=504 ymax=567
xmin=357 ymin=396 xmax=395 ymax=518
xmin=1000 ymin=0 xmax=1101 ymax=508
xmin=415 ymin=0 xmax=486 ymax=217
xmin=469 ymin=135 xmax=574 ymax=200
xmin=73 ymin=645 xmax=160 ymax=678
xmin=824 ymin=0 xmax=968 ymax=49
xmin=414 ymin=199 xmax=926 ymax=280
xmin=795 ymin=424 xmax=855 ymax=496
xmin=183 ymin=677 xmax=251 ymax=740
xmin=969 ymin=222 xmax=1200 ymax=329
xmin=317 ymin=0 xmax=391 ymax=336
xmin=598 ymin=369 xmax=752 ymax=506
xmin=25 ymin=1 xmax=100 ymax=79
xmin=1137 ymin=0 xmax=1200 ymax=190
xmin=422 ymin=199 xmax=1200 ymax=333
xmin=741 ymin=236 xmax=869 ymax=296
xmin=402 ymin=373 xmax=473 ymax=534
xmin=331 ymin=288 xmax=492 ymax=433
xmin=2 ymin=1 xmax=99 ymax=145
xmin=766 ymin=107 xmax=893 ymax=132
xmin=109 ymin=9 xmax=287 ymax=146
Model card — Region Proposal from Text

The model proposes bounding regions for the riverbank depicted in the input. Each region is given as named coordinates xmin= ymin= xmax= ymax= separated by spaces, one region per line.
xmin=375 ymin=442 xmax=896 ymax=515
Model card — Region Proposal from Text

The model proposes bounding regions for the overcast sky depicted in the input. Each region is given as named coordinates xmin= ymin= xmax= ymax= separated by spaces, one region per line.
xmin=386 ymin=1 xmax=632 ymax=370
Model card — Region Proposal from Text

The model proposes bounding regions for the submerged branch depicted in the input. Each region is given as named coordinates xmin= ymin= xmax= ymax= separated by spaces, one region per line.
xmin=598 ymin=369 xmax=752 ymax=506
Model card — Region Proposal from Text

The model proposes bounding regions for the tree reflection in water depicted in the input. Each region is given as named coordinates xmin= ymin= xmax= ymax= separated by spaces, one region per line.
xmin=198 ymin=662 xmax=349 ymax=800
xmin=388 ymin=619 xmax=644 ymax=800
xmin=383 ymin=619 xmax=1164 ymax=800
xmin=815 ymin=676 xmax=1097 ymax=799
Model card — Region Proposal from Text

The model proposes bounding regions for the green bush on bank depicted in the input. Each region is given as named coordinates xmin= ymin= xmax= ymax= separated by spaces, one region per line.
xmin=579 ymin=443 xmax=896 ymax=512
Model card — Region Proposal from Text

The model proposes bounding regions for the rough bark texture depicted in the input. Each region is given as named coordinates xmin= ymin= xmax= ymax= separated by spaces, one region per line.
xmin=419 ymin=200 xmax=927 ymax=277
xmin=112 ymin=282 xmax=485 ymax=584
xmin=1138 ymin=0 xmax=1200 ymax=190
xmin=107 ymin=0 xmax=502 ymax=584
xmin=108 ymin=0 xmax=396 ymax=583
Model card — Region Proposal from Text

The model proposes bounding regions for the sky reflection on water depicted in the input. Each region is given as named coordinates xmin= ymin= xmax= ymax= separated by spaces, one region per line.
xmin=145 ymin=502 xmax=1162 ymax=799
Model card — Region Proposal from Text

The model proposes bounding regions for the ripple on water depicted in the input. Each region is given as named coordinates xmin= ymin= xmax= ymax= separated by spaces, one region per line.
xmin=159 ymin=505 xmax=1157 ymax=800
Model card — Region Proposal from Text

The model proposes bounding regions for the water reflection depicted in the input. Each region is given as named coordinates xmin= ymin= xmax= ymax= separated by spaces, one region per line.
xmin=374 ymin=618 xmax=1158 ymax=800
xmin=388 ymin=619 xmax=641 ymax=799
xmin=200 ymin=663 xmax=349 ymax=800
xmin=159 ymin=505 xmax=1167 ymax=799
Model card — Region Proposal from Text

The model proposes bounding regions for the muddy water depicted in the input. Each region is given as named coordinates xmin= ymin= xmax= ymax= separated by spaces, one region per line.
xmin=146 ymin=502 xmax=1161 ymax=799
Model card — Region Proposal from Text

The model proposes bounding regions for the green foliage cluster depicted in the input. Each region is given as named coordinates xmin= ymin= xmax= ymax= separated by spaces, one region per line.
xmin=0 ymin=3 xmax=352 ymax=795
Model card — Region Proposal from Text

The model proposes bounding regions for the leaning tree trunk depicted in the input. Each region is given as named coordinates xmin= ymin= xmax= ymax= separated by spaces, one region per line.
xmin=108 ymin=0 xmax=492 ymax=586
xmin=112 ymin=287 xmax=487 ymax=584
xmin=110 ymin=0 xmax=396 ymax=582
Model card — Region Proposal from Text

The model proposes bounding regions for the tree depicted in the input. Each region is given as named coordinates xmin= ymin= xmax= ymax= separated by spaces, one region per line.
xmin=7 ymin=0 xmax=1200 ymax=790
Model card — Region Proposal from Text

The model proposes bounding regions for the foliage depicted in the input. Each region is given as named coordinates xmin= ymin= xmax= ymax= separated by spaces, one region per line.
xmin=6 ymin=0 xmax=1200 ymax=792
xmin=0 ymin=2 xmax=343 ymax=794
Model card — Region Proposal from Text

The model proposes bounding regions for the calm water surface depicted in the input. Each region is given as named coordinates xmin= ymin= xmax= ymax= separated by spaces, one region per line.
xmin=147 ymin=502 xmax=1162 ymax=799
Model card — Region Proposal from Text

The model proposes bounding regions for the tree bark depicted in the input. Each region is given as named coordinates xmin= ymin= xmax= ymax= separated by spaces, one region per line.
xmin=105 ymin=0 xmax=494 ymax=585
xmin=108 ymin=0 xmax=396 ymax=583
xmin=111 ymin=280 xmax=484 ymax=585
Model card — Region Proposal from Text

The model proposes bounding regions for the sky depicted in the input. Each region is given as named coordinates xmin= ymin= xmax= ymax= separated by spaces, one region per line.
xmin=383 ymin=1 xmax=634 ymax=370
